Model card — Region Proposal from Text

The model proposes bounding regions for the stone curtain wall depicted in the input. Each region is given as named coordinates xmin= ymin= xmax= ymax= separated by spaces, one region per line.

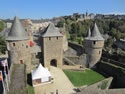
xmin=66 ymin=55 xmax=86 ymax=67
xmin=64 ymin=42 xmax=86 ymax=67
xmin=68 ymin=42 xmax=84 ymax=56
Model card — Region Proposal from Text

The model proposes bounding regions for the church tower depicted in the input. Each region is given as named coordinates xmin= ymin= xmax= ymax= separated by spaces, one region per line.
xmin=42 ymin=23 xmax=63 ymax=68
xmin=86 ymin=10 xmax=88 ymax=17
xmin=6 ymin=16 xmax=31 ymax=72
xmin=84 ymin=23 xmax=104 ymax=68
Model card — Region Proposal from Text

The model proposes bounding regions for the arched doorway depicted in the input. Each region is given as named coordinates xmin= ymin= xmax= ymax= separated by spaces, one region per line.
xmin=50 ymin=59 xmax=57 ymax=67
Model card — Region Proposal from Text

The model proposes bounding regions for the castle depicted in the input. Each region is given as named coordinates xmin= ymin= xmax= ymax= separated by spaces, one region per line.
xmin=6 ymin=16 xmax=104 ymax=73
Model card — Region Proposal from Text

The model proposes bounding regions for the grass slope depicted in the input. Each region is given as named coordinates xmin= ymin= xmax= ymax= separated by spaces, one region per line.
xmin=63 ymin=69 xmax=105 ymax=87
xmin=28 ymin=84 xmax=35 ymax=94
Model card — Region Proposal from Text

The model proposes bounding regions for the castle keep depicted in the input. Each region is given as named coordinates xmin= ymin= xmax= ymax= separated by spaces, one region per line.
xmin=42 ymin=23 xmax=63 ymax=68
xmin=84 ymin=23 xmax=104 ymax=68
xmin=6 ymin=16 xmax=31 ymax=72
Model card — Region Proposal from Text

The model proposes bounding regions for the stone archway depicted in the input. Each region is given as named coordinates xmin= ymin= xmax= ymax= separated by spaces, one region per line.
xmin=50 ymin=59 xmax=57 ymax=67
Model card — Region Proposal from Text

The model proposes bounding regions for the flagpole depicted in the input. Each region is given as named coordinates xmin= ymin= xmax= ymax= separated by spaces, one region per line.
xmin=0 ymin=71 xmax=6 ymax=94
xmin=4 ymin=64 xmax=9 ymax=92
xmin=6 ymin=59 xmax=10 ymax=83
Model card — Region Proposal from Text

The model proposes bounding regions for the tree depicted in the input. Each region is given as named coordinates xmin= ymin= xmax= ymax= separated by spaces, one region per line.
xmin=56 ymin=20 xmax=65 ymax=27
xmin=70 ymin=34 xmax=77 ymax=42
xmin=71 ymin=23 xmax=78 ymax=34
xmin=65 ymin=19 xmax=71 ymax=25
xmin=105 ymin=38 xmax=114 ymax=48
xmin=110 ymin=28 xmax=121 ymax=40
xmin=0 ymin=35 xmax=6 ymax=54
xmin=0 ymin=21 xmax=4 ymax=32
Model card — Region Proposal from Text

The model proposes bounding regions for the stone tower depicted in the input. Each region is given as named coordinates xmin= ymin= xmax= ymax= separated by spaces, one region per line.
xmin=84 ymin=23 xmax=104 ymax=68
xmin=6 ymin=16 xmax=31 ymax=72
xmin=42 ymin=23 xmax=63 ymax=68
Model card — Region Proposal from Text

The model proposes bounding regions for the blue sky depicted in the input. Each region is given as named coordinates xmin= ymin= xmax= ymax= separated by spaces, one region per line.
xmin=0 ymin=0 xmax=125 ymax=19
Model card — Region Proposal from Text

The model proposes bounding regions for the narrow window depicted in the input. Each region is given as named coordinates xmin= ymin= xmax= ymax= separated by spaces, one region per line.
xmin=20 ymin=60 xmax=23 ymax=64
xmin=93 ymin=41 xmax=96 ymax=45
xmin=26 ymin=45 xmax=28 ymax=48
xmin=13 ymin=43 xmax=15 ymax=47
xmin=99 ymin=51 xmax=101 ymax=54
xmin=49 ymin=37 xmax=51 ymax=40
xmin=57 ymin=37 xmax=58 ymax=40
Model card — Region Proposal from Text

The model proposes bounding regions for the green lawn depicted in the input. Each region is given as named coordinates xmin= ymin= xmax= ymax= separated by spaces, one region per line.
xmin=28 ymin=84 xmax=35 ymax=94
xmin=63 ymin=69 xmax=105 ymax=87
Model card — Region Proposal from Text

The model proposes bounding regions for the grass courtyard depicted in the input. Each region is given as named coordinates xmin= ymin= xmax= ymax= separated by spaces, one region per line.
xmin=63 ymin=69 xmax=105 ymax=87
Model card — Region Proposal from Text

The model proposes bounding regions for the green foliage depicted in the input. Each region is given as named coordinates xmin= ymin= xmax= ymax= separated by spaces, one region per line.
xmin=0 ymin=35 xmax=6 ymax=54
xmin=105 ymin=38 xmax=114 ymax=48
xmin=63 ymin=69 xmax=105 ymax=87
xmin=28 ymin=84 xmax=35 ymax=94
xmin=0 ymin=21 xmax=4 ymax=32
xmin=98 ymin=80 xmax=108 ymax=90
xmin=56 ymin=20 xmax=65 ymax=27
xmin=65 ymin=19 xmax=71 ymax=25
xmin=110 ymin=28 xmax=121 ymax=40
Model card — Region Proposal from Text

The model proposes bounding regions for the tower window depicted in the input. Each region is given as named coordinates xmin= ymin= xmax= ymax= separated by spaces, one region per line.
xmin=99 ymin=51 xmax=101 ymax=54
xmin=56 ymin=37 xmax=58 ymax=40
xmin=93 ymin=41 xmax=96 ymax=45
xmin=49 ymin=37 xmax=51 ymax=40
xmin=13 ymin=43 xmax=15 ymax=47
xmin=22 ymin=44 xmax=24 ymax=46
xmin=20 ymin=60 xmax=23 ymax=64
xmin=26 ymin=45 xmax=28 ymax=48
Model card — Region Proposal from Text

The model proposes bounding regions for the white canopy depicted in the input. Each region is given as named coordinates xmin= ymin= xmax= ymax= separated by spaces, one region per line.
xmin=32 ymin=64 xmax=51 ymax=80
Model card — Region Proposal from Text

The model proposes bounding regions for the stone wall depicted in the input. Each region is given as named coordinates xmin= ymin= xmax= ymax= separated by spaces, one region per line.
xmin=68 ymin=42 xmax=84 ymax=56
xmin=7 ymin=40 xmax=31 ymax=72
xmin=64 ymin=42 xmax=86 ymax=67
xmin=66 ymin=54 xmax=86 ymax=67
xmin=96 ymin=61 xmax=125 ymax=88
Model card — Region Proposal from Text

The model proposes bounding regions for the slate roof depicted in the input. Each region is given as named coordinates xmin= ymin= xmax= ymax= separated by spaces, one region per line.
xmin=87 ymin=28 xmax=91 ymax=37
xmin=6 ymin=16 xmax=29 ymax=41
xmin=85 ymin=23 xmax=104 ymax=40
xmin=42 ymin=23 xmax=63 ymax=37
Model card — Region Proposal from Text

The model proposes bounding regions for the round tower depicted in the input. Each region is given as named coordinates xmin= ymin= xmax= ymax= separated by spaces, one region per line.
xmin=6 ymin=16 xmax=31 ymax=72
xmin=84 ymin=23 xmax=104 ymax=68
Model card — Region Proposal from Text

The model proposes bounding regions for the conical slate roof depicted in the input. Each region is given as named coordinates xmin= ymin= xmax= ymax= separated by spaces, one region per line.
xmin=6 ymin=16 xmax=29 ymax=41
xmin=85 ymin=23 xmax=104 ymax=40
xmin=42 ymin=23 xmax=63 ymax=37
xmin=87 ymin=28 xmax=91 ymax=37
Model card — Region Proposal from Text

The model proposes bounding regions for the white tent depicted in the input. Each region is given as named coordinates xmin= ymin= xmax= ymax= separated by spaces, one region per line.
xmin=32 ymin=64 xmax=51 ymax=87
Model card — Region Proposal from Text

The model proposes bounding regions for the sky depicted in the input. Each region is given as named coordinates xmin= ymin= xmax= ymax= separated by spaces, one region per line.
xmin=0 ymin=0 xmax=125 ymax=19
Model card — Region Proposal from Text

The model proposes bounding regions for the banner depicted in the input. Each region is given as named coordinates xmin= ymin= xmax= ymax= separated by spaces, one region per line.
xmin=1 ymin=59 xmax=7 ymax=67
xmin=0 ymin=72 xmax=2 ymax=81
